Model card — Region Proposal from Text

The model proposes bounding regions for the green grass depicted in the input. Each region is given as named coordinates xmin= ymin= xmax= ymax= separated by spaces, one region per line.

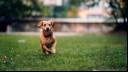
xmin=0 ymin=34 xmax=127 ymax=71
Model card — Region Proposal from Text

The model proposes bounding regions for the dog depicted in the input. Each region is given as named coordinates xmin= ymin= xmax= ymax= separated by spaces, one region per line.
xmin=38 ymin=20 xmax=57 ymax=54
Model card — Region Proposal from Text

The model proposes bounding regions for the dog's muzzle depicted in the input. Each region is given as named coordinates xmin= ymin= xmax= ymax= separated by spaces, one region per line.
xmin=46 ymin=28 xmax=50 ymax=31
xmin=43 ymin=29 xmax=53 ymax=36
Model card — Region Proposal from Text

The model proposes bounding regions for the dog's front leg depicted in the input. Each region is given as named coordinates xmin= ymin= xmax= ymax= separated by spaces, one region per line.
xmin=51 ymin=41 xmax=57 ymax=54
xmin=40 ymin=44 xmax=51 ymax=54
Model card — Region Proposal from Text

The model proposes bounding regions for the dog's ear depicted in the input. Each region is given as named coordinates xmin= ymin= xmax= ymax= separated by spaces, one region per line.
xmin=51 ymin=21 xmax=55 ymax=28
xmin=38 ymin=21 xmax=43 ymax=27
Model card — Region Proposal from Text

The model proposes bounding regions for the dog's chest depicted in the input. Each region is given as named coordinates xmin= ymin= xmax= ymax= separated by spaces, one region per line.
xmin=45 ymin=38 xmax=54 ymax=48
xmin=45 ymin=38 xmax=54 ymax=44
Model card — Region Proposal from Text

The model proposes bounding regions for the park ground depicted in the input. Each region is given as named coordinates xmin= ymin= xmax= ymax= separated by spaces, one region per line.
xmin=0 ymin=34 xmax=127 ymax=71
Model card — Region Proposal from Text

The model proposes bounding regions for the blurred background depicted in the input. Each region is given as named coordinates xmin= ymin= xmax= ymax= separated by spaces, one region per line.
xmin=0 ymin=0 xmax=127 ymax=35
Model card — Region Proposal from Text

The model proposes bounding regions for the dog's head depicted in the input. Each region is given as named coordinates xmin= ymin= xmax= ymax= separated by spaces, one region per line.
xmin=38 ymin=21 xmax=55 ymax=31
xmin=38 ymin=20 xmax=55 ymax=36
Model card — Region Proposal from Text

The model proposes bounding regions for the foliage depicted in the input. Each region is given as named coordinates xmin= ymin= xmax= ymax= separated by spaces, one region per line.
xmin=109 ymin=0 xmax=127 ymax=31
xmin=0 ymin=0 xmax=40 ymax=19
xmin=109 ymin=0 xmax=127 ymax=18
xmin=69 ymin=0 xmax=86 ymax=6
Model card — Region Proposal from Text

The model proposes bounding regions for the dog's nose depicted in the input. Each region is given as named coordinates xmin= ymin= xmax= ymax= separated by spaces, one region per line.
xmin=46 ymin=28 xmax=49 ymax=31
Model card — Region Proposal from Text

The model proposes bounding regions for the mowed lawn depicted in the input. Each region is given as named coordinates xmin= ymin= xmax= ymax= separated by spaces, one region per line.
xmin=0 ymin=34 xmax=127 ymax=71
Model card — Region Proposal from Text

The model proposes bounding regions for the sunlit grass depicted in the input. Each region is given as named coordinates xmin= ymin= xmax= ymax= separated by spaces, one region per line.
xmin=0 ymin=35 xmax=127 ymax=71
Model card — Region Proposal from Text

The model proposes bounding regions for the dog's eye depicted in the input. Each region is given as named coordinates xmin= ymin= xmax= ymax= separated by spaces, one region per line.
xmin=44 ymin=24 xmax=46 ymax=26
xmin=49 ymin=24 xmax=51 ymax=26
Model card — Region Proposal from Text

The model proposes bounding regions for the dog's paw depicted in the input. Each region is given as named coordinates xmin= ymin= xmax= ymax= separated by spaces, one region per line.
xmin=51 ymin=49 xmax=56 ymax=54
xmin=45 ymin=51 xmax=49 ymax=54
xmin=44 ymin=51 xmax=51 ymax=54
xmin=44 ymin=49 xmax=56 ymax=54
xmin=48 ymin=51 xmax=53 ymax=54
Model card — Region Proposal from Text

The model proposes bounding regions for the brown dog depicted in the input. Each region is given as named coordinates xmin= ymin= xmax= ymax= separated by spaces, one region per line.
xmin=38 ymin=20 xmax=56 ymax=54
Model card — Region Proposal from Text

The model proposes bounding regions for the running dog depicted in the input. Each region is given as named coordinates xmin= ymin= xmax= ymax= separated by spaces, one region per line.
xmin=38 ymin=20 xmax=56 ymax=54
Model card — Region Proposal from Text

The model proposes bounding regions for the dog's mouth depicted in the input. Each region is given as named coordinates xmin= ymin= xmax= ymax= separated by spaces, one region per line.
xmin=43 ymin=29 xmax=53 ymax=37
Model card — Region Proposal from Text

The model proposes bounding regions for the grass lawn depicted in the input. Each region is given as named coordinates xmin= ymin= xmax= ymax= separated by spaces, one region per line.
xmin=0 ymin=34 xmax=127 ymax=71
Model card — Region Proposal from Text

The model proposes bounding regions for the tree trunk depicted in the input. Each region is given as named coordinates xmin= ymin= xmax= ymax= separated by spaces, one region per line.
xmin=0 ymin=21 xmax=8 ymax=32
xmin=113 ymin=0 xmax=127 ymax=32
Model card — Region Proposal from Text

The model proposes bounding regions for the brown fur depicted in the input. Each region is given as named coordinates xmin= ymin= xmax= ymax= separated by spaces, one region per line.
xmin=38 ymin=20 xmax=56 ymax=54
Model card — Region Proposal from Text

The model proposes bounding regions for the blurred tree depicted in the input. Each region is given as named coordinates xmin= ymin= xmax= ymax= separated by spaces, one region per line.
xmin=67 ymin=5 xmax=77 ymax=18
xmin=69 ymin=0 xmax=86 ymax=6
xmin=40 ymin=6 xmax=52 ymax=17
xmin=0 ymin=0 xmax=41 ymax=32
xmin=109 ymin=0 xmax=127 ymax=32
xmin=66 ymin=0 xmax=86 ymax=18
